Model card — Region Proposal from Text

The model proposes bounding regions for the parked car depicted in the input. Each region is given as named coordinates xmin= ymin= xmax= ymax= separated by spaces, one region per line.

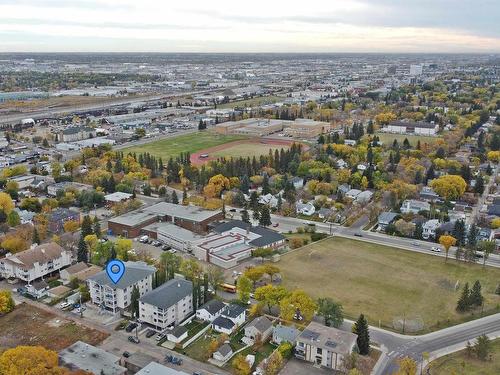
xmin=172 ymin=357 xmax=183 ymax=365
xmin=229 ymin=208 xmax=236 ymax=212
xmin=122 ymin=351 xmax=130 ymax=358
xmin=139 ymin=235 xmax=149 ymax=243
xmin=165 ymin=354 xmax=173 ymax=363
xmin=354 ymin=233 xmax=363 ymax=237
xmin=152 ymin=240 xmax=162 ymax=247
xmin=128 ymin=336 xmax=140 ymax=344
xmin=412 ymin=241 xmax=420 ymax=247
xmin=156 ymin=333 xmax=166 ymax=341
xmin=162 ymin=245 xmax=172 ymax=251
xmin=146 ymin=329 xmax=156 ymax=338
xmin=60 ymin=302 xmax=71 ymax=309
xmin=272 ymin=223 xmax=279 ymax=227
xmin=126 ymin=323 xmax=138 ymax=332
xmin=431 ymin=246 xmax=441 ymax=252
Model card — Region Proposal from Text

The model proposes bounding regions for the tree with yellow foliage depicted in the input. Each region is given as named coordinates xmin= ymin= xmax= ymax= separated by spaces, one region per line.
xmin=280 ymin=289 xmax=317 ymax=322
xmin=487 ymin=150 xmax=499 ymax=163
xmin=263 ymin=351 xmax=283 ymax=375
xmin=395 ymin=356 xmax=417 ymax=375
xmin=63 ymin=220 xmax=80 ymax=233
xmin=430 ymin=175 xmax=467 ymax=201
xmin=203 ymin=174 xmax=230 ymax=198
xmin=1 ymin=236 xmax=29 ymax=253
xmin=0 ymin=289 xmax=15 ymax=314
xmin=0 ymin=345 xmax=66 ymax=375
xmin=232 ymin=354 xmax=251 ymax=375
xmin=491 ymin=217 xmax=500 ymax=229
xmin=0 ymin=192 xmax=14 ymax=214
xmin=439 ymin=235 xmax=457 ymax=262
xmin=375 ymin=112 xmax=397 ymax=125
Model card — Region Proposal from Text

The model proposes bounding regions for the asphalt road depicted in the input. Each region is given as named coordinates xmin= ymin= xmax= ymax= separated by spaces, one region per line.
xmin=228 ymin=207 xmax=500 ymax=268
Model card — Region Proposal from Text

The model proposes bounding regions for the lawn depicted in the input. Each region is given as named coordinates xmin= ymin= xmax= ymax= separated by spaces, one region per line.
xmin=211 ymin=142 xmax=290 ymax=159
xmin=122 ymin=131 xmax=248 ymax=160
xmin=182 ymin=330 xmax=219 ymax=362
xmin=429 ymin=338 xmax=500 ymax=375
xmin=225 ymin=342 xmax=276 ymax=370
xmin=374 ymin=132 xmax=442 ymax=147
xmin=217 ymin=95 xmax=285 ymax=109
xmin=0 ymin=303 xmax=108 ymax=351
xmin=279 ymin=237 xmax=500 ymax=333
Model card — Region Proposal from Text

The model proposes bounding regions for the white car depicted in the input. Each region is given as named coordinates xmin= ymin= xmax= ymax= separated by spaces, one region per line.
xmin=431 ymin=246 xmax=441 ymax=252
xmin=60 ymin=302 xmax=71 ymax=309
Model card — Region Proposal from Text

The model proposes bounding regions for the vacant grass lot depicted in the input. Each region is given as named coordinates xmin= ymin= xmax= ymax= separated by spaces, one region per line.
xmin=0 ymin=303 xmax=108 ymax=351
xmin=123 ymin=131 xmax=247 ymax=160
xmin=211 ymin=142 xmax=290 ymax=159
xmin=429 ymin=338 xmax=500 ymax=374
xmin=279 ymin=237 xmax=500 ymax=333
xmin=374 ymin=132 xmax=442 ymax=147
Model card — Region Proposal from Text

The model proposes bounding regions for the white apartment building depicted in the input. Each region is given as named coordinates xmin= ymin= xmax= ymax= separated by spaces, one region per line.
xmin=0 ymin=242 xmax=72 ymax=282
xmin=295 ymin=321 xmax=358 ymax=371
xmin=139 ymin=278 xmax=193 ymax=331
xmin=87 ymin=261 xmax=155 ymax=314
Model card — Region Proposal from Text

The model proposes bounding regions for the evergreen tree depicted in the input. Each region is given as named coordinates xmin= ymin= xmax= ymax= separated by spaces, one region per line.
xmin=77 ymin=234 xmax=88 ymax=263
xmin=470 ymin=280 xmax=483 ymax=307
xmin=203 ymin=273 xmax=209 ymax=302
xmin=467 ymin=224 xmax=478 ymax=247
xmin=453 ymin=220 xmax=466 ymax=247
xmin=130 ymin=286 xmax=140 ymax=318
xmin=259 ymin=206 xmax=272 ymax=226
xmin=353 ymin=314 xmax=370 ymax=355
xmin=93 ymin=218 xmax=101 ymax=238
xmin=252 ymin=207 xmax=260 ymax=221
xmin=81 ymin=215 xmax=93 ymax=237
xmin=456 ymin=282 xmax=471 ymax=312
xmin=241 ymin=209 xmax=250 ymax=224
xmin=366 ymin=120 xmax=374 ymax=134
xmin=192 ymin=280 xmax=198 ymax=311
xmin=474 ymin=175 xmax=484 ymax=194
xmin=414 ymin=222 xmax=423 ymax=240
xmin=171 ymin=191 xmax=179 ymax=204
xmin=222 ymin=202 xmax=226 ymax=219
xmin=182 ymin=187 xmax=188 ymax=204
xmin=240 ymin=175 xmax=250 ymax=194
xmin=262 ymin=174 xmax=271 ymax=195
xmin=32 ymin=227 xmax=40 ymax=245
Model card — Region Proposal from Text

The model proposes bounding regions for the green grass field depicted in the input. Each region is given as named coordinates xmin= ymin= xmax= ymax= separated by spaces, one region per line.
xmin=211 ymin=142 xmax=290 ymax=159
xmin=279 ymin=237 xmax=500 ymax=333
xmin=217 ymin=95 xmax=285 ymax=109
xmin=122 ymin=131 xmax=248 ymax=159
xmin=374 ymin=132 xmax=442 ymax=146
xmin=429 ymin=338 xmax=500 ymax=374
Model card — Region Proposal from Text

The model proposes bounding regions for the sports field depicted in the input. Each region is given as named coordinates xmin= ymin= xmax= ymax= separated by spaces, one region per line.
xmin=122 ymin=131 xmax=247 ymax=160
xmin=279 ymin=237 xmax=500 ymax=333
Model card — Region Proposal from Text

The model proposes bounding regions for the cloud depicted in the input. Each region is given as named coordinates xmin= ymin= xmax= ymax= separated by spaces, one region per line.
xmin=0 ymin=0 xmax=498 ymax=52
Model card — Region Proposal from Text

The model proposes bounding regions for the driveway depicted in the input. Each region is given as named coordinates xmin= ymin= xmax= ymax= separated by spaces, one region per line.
xmin=280 ymin=358 xmax=335 ymax=375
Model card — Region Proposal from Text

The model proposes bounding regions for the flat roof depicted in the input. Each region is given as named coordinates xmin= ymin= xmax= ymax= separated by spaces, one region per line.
xmin=146 ymin=222 xmax=202 ymax=242
xmin=108 ymin=209 xmax=157 ymax=228
xmin=59 ymin=341 xmax=126 ymax=375
xmin=145 ymin=202 xmax=221 ymax=222
xmin=136 ymin=361 xmax=189 ymax=375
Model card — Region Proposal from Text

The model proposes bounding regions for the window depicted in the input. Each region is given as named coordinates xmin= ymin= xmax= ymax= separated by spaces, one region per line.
xmin=317 ymin=348 xmax=322 ymax=355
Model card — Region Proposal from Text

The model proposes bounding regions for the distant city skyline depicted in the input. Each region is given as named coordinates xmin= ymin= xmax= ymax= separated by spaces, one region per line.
xmin=0 ymin=0 xmax=499 ymax=53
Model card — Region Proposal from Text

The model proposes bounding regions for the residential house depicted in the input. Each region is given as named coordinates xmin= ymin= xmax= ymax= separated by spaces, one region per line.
xmin=166 ymin=326 xmax=188 ymax=344
xmin=243 ymin=316 xmax=273 ymax=345
xmin=377 ymin=212 xmax=399 ymax=232
xmin=345 ymin=189 xmax=361 ymax=200
xmin=59 ymin=341 xmax=127 ymax=375
xmin=336 ymin=159 xmax=348 ymax=169
xmin=356 ymin=190 xmax=373 ymax=204
xmin=213 ymin=343 xmax=233 ymax=362
xmin=47 ymin=181 xmax=92 ymax=197
xmin=422 ymin=219 xmax=440 ymax=240
xmin=212 ymin=304 xmax=246 ymax=334
xmin=196 ymin=299 xmax=226 ymax=322
xmin=48 ymin=208 xmax=80 ymax=233
xmin=318 ymin=208 xmax=333 ymax=220
xmin=0 ymin=242 xmax=72 ymax=282
xmin=290 ymin=177 xmax=304 ymax=189
xmin=419 ymin=186 xmax=440 ymax=202
xmin=88 ymin=261 xmax=155 ymax=314
xmin=258 ymin=193 xmax=278 ymax=208
xmin=25 ymin=280 xmax=50 ymax=299
xmin=139 ymin=278 xmax=193 ymax=330
xmin=14 ymin=208 xmax=35 ymax=224
xmin=295 ymin=321 xmax=358 ymax=371
xmin=60 ymin=262 xmax=101 ymax=285
xmin=104 ymin=192 xmax=133 ymax=206
xmin=337 ymin=184 xmax=351 ymax=196
xmin=272 ymin=324 xmax=300 ymax=345
xmin=400 ymin=199 xmax=430 ymax=214
xmin=296 ymin=201 xmax=316 ymax=216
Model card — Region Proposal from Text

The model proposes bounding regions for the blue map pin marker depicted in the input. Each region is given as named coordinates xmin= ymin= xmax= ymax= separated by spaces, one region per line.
xmin=106 ymin=259 xmax=125 ymax=284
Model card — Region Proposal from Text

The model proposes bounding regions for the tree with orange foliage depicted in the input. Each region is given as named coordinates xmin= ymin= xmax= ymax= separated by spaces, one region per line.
xmin=0 ymin=345 xmax=68 ymax=375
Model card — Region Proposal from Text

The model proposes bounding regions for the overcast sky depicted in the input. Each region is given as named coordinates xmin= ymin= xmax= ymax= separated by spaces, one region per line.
xmin=0 ymin=0 xmax=499 ymax=52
